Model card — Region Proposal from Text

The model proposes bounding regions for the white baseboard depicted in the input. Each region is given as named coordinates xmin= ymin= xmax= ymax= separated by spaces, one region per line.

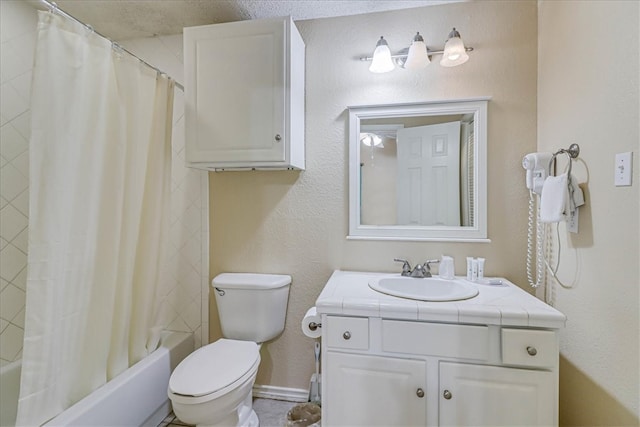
xmin=252 ymin=384 xmax=309 ymax=403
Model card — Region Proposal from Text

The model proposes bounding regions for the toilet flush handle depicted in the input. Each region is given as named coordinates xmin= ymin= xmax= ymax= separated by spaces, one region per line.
xmin=214 ymin=287 xmax=225 ymax=296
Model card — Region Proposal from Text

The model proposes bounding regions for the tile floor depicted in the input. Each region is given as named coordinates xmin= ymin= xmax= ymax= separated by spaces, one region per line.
xmin=158 ymin=398 xmax=299 ymax=427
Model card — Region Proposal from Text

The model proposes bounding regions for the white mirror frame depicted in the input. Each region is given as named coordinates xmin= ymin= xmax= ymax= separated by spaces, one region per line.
xmin=348 ymin=97 xmax=490 ymax=242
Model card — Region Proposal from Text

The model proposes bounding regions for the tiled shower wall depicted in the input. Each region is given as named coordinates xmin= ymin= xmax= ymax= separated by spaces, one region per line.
xmin=161 ymin=68 xmax=210 ymax=351
xmin=0 ymin=0 xmax=37 ymax=366
xmin=0 ymin=1 xmax=208 ymax=366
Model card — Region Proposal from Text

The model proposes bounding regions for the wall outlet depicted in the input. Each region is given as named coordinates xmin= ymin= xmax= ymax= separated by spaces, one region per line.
xmin=615 ymin=152 xmax=633 ymax=186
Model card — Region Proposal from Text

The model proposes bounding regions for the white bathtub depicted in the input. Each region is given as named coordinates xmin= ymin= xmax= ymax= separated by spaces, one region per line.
xmin=0 ymin=359 xmax=21 ymax=426
xmin=0 ymin=331 xmax=194 ymax=427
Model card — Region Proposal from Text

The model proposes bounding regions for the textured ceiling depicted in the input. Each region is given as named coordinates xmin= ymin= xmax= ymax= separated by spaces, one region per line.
xmin=29 ymin=0 xmax=463 ymax=40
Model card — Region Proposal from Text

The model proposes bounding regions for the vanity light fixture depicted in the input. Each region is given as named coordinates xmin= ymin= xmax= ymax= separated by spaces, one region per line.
xmin=360 ymin=133 xmax=384 ymax=147
xmin=361 ymin=28 xmax=473 ymax=73
xmin=404 ymin=32 xmax=430 ymax=69
xmin=440 ymin=27 xmax=470 ymax=67
xmin=369 ymin=36 xmax=395 ymax=73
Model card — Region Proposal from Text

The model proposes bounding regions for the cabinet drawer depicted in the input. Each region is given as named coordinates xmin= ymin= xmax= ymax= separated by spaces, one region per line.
xmin=382 ymin=320 xmax=489 ymax=360
xmin=502 ymin=328 xmax=558 ymax=368
xmin=326 ymin=316 xmax=369 ymax=350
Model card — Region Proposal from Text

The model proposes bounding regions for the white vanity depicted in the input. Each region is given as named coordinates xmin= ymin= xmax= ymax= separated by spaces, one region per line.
xmin=315 ymin=270 xmax=566 ymax=426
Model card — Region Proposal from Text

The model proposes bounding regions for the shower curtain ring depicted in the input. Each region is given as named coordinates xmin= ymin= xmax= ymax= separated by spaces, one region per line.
xmin=112 ymin=42 xmax=124 ymax=59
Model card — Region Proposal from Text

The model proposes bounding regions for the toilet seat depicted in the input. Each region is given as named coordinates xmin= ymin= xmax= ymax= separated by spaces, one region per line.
xmin=169 ymin=339 xmax=260 ymax=404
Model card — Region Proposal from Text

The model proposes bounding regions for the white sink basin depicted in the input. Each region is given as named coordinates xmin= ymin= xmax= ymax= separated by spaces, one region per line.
xmin=368 ymin=276 xmax=479 ymax=302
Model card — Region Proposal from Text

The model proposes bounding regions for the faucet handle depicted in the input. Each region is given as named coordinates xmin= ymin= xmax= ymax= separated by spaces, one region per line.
xmin=423 ymin=259 xmax=440 ymax=272
xmin=394 ymin=258 xmax=412 ymax=276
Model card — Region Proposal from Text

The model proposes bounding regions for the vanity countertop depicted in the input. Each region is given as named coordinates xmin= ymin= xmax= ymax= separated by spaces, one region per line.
xmin=316 ymin=270 xmax=566 ymax=329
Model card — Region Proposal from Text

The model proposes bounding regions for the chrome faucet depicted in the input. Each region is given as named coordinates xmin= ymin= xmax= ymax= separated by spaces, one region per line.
xmin=394 ymin=258 xmax=412 ymax=276
xmin=414 ymin=260 xmax=440 ymax=278
xmin=410 ymin=263 xmax=429 ymax=278
xmin=394 ymin=258 xmax=440 ymax=278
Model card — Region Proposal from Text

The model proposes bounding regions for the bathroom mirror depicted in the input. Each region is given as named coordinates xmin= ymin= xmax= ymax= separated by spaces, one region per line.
xmin=348 ymin=98 xmax=489 ymax=241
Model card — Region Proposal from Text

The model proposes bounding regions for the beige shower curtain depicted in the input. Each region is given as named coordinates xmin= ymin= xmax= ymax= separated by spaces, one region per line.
xmin=17 ymin=11 xmax=174 ymax=426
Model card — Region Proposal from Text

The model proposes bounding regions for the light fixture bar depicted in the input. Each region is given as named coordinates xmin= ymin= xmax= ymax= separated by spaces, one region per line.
xmin=359 ymin=46 xmax=474 ymax=62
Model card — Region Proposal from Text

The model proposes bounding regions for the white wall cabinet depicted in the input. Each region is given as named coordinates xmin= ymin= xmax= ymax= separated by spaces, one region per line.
xmin=322 ymin=316 xmax=559 ymax=426
xmin=183 ymin=17 xmax=305 ymax=170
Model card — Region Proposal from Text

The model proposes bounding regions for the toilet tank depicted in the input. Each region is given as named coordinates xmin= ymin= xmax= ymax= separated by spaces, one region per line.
xmin=212 ymin=273 xmax=291 ymax=343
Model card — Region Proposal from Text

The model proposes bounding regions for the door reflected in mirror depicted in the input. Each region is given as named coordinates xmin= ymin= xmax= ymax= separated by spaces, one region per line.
xmin=349 ymin=98 xmax=489 ymax=241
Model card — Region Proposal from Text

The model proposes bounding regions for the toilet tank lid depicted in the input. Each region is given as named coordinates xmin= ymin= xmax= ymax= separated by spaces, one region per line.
xmin=212 ymin=273 xmax=292 ymax=289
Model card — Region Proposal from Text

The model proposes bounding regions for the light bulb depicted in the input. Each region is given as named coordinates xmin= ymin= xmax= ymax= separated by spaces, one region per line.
xmin=360 ymin=133 xmax=384 ymax=147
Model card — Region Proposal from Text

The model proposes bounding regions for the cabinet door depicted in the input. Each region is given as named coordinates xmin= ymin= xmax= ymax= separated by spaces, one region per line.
xmin=325 ymin=352 xmax=426 ymax=426
xmin=439 ymin=362 xmax=555 ymax=426
xmin=184 ymin=19 xmax=286 ymax=164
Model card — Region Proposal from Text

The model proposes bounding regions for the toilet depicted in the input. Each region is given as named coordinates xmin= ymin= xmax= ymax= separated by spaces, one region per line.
xmin=168 ymin=273 xmax=291 ymax=427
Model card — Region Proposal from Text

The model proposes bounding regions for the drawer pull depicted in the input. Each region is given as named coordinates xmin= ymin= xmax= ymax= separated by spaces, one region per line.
xmin=275 ymin=134 xmax=282 ymax=141
xmin=416 ymin=388 xmax=424 ymax=398
xmin=343 ymin=331 xmax=351 ymax=340
xmin=443 ymin=390 xmax=452 ymax=400
xmin=526 ymin=346 xmax=538 ymax=356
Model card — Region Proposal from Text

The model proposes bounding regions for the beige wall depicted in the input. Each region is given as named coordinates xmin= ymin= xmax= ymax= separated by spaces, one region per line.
xmin=209 ymin=0 xmax=539 ymax=390
xmin=538 ymin=1 xmax=639 ymax=425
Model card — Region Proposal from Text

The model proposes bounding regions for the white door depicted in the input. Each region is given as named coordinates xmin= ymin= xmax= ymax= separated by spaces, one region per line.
xmin=396 ymin=122 xmax=461 ymax=226
xmin=325 ymin=352 xmax=427 ymax=426
xmin=439 ymin=362 xmax=556 ymax=426
xmin=184 ymin=19 xmax=286 ymax=164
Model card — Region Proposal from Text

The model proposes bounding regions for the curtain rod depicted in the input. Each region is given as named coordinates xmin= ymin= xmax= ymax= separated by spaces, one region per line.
xmin=38 ymin=0 xmax=184 ymax=92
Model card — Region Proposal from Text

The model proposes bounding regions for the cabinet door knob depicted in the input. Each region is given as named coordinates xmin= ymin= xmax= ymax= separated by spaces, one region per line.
xmin=416 ymin=388 xmax=425 ymax=398
xmin=342 ymin=331 xmax=351 ymax=340
xmin=526 ymin=346 xmax=538 ymax=356
xmin=443 ymin=390 xmax=452 ymax=400
xmin=275 ymin=134 xmax=282 ymax=141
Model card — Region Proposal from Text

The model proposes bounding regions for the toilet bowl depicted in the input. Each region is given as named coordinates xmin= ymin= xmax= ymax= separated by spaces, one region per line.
xmin=167 ymin=273 xmax=291 ymax=427
xmin=168 ymin=339 xmax=260 ymax=427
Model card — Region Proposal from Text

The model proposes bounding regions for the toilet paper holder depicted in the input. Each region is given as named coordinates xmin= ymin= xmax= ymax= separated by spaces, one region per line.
xmin=302 ymin=307 xmax=322 ymax=338
xmin=308 ymin=321 xmax=322 ymax=331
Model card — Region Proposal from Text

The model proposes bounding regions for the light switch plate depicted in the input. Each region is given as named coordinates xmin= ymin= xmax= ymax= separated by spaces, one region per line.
xmin=615 ymin=152 xmax=633 ymax=186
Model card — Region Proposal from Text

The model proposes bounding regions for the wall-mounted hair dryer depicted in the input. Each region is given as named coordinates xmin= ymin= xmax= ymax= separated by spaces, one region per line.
xmin=522 ymin=152 xmax=553 ymax=195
